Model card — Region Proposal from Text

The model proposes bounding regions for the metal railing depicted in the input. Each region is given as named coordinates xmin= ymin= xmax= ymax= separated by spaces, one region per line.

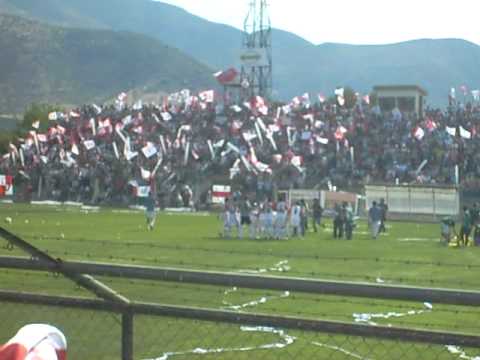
xmin=1 ymin=228 xmax=479 ymax=359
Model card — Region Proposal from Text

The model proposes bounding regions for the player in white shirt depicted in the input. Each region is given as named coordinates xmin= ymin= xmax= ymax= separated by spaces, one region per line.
xmin=261 ymin=200 xmax=274 ymax=239
xmin=249 ymin=202 xmax=261 ymax=239
xmin=290 ymin=201 xmax=302 ymax=237
xmin=222 ymin=199 xmax=232 ymax=238
xmin=275 ymin=198 xmax=288 ymax=239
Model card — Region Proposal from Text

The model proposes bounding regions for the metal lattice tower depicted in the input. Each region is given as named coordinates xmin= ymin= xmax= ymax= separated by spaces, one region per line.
xmin=240 ymin=0 xmax=272 ymax=100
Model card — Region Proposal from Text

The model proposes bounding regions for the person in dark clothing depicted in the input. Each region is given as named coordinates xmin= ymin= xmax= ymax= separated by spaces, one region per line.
xmin=459 ymin=206 xmax=472 ymax=246
xmin=312 ymin=198 xmax=323 ymax=233
xmin=344 ymin=203 xmax=355 ymax=240
xmin=369 ymin=201 xmax=382 ymax=239
xmin=379 ymin=198 xmax=388 ymax=233
xmin=333 ymin=203 xmax=345 ymax=239
xmin=300 ymin=199 xmax=309 ymax=236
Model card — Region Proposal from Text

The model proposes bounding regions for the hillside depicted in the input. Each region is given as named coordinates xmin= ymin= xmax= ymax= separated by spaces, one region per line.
xmin=0 ymin=13 xmax=214 ymax=113
xmin=1 ymin=0 xmax=480 ymax=105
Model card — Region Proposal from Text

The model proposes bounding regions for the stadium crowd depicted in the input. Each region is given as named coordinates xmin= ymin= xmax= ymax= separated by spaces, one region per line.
xmin=1 ymin=89 xmax=480 ymax=207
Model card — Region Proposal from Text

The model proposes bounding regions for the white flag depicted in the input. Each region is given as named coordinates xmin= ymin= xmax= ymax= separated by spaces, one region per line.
xmin=161 ymin=112 xmax=172 ymax=121
xmin=83 ymin=140 xmax=96 ymax=150
xmin=71 ymin=143 xmax=80 ymax=155
xmin=48 ymin=112 xmax=58 ymax=121
xmin=446 ymin=126 xmax=457 ymax=137
xmin=450 ymin=87 xmax=456 ymax=99
xmin=142 ymin=143 xmax=158 ymax=159
xmin=334 ymin=88 xmax=345 ymax=97
xmin=472 ymin=90 xmax=480 ymax=101
xmin=316 ymin=136 xmax=329 ymax=145
xmin=459 ymin=126 xmax=471 ymax=139
xmin=133 ymin=100 xmax=143 ymax=110
xmin=136 ymin=186 xmax=150 ymax=198
xmin=141 ymin=167 xmax=151 ymax=180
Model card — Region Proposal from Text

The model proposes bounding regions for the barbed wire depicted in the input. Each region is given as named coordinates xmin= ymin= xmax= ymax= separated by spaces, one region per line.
xmin=36 ymin=248 xmax=479 ymax=289
xmin=14 ymin=233 xmax=480 ymax=270
xmin=2 ymin=269 xmax=479 ymax=328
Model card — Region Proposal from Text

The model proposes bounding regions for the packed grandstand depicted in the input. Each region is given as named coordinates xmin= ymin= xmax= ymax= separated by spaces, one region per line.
xmin=1 ymin=89 xmax=478 ymax=207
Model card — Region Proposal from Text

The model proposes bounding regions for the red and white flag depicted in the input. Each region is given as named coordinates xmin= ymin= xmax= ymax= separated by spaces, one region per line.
xmin=212 ymin=185 xmax=231 ymax=204
xmin=213 ymin=68 xmax=238 ymax=84
xmin=0 ymin=324 xmax=67 ymax=360
xmin=318 ymin=93 xmax=326 ymax=103
xmin=425 ymin=118 xmax=437 ymax=132
xmin=291 ymin=155 xmax=303 ymax=167
xmin=199 ymin=90 xmax=215 ymax=103
xmin=414 ymin=127 xmax=425 ymax=140
xmin=37 ymin=134 xmax=48 ymax=143
xmin=0 ymin=175 xmax=13 ymax=196
xmin=334 ymin=126 xmax=347 ymax=140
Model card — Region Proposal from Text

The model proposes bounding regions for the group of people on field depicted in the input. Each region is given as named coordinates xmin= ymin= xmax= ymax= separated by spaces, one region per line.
xmin=222 ymin=197 xmax=318 ymax=240
xmin=441 ymin=203 xmax=480 ymax=246
xmin=221 ymin=196 xmax=367 ymax=240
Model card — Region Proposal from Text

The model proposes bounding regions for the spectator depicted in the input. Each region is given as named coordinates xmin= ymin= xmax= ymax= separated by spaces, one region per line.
xmin=368 ymin=201 xmax=382 ymax=239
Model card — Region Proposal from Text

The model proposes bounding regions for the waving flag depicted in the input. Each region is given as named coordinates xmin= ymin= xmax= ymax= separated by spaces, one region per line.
xmin=214 ymin=68 xmax=238 ymax=84
xmin=0 ymin=175 xmax=13 ymax=196
xmin=414 ymin=127 xmax=425 ymax=140
xmin=142 ymin=143 xmax=158 ymax=159
xmin=199 ymin=90 xmax=215 ymax=103
xmin=459 ymin=126 xmax=471 ymax=139
xmin=446 ymin=126 xmax=457 ymax=137
xmin=334 ymin=126 xmax=348 ymax=140
xmin=83 ymin=140 xmax=96 ymax=150
xmin=425 ymin=118 xmax=437 ymax=132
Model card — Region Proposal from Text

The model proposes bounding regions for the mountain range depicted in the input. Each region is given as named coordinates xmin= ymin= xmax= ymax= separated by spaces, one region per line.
xmin=1 ymin=0 xmax=480 ymax=111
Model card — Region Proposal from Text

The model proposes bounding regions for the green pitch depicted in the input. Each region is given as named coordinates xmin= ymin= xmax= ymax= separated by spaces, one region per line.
xmin=0 ymin=203 xmax=479 ymax=359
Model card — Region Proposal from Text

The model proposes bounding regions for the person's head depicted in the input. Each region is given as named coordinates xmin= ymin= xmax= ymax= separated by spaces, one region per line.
xmin=380 ymin=198 xmax=385 ymax=204
xmin=464 ymin=206 xmax=468 ymax=211
xmin=372 ymin=201 xmax=377 ymax=207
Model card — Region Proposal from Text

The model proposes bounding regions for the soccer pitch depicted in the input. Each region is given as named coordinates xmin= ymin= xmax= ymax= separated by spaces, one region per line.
xmin=0 ymin=203 xmax=479 ymax=359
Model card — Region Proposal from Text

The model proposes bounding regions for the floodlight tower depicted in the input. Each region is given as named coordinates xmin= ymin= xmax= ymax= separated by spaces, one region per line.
xmin=240 ymin=0 xmax=272 ymax=100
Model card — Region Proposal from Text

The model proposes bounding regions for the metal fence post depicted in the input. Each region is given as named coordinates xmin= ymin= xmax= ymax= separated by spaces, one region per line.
xmin=122 ymin=310 xmax=134 ymax=360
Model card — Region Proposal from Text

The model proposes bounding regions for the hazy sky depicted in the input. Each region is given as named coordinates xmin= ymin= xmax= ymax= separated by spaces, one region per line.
xmin=158 ymin=0 xmax=480 ymax=45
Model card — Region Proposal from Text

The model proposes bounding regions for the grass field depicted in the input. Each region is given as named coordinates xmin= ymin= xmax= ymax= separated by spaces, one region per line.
xmin=0 ymin=203 xmax=479 ymax=359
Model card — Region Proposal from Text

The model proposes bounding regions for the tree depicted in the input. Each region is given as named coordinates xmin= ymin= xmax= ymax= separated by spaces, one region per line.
xmin=20 ymin=103 xmax=64 ymax=131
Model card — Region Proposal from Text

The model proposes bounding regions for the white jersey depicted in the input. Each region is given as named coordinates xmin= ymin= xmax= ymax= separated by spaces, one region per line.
xmin=290 ymin=205 xmax=301 ymax=227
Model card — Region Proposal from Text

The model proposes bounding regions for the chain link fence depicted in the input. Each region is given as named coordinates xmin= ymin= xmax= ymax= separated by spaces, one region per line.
xmin=0 ymin=225 xmax=479 ymax=360
xmin=1 ymin=291 xmax=480 ymax=360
